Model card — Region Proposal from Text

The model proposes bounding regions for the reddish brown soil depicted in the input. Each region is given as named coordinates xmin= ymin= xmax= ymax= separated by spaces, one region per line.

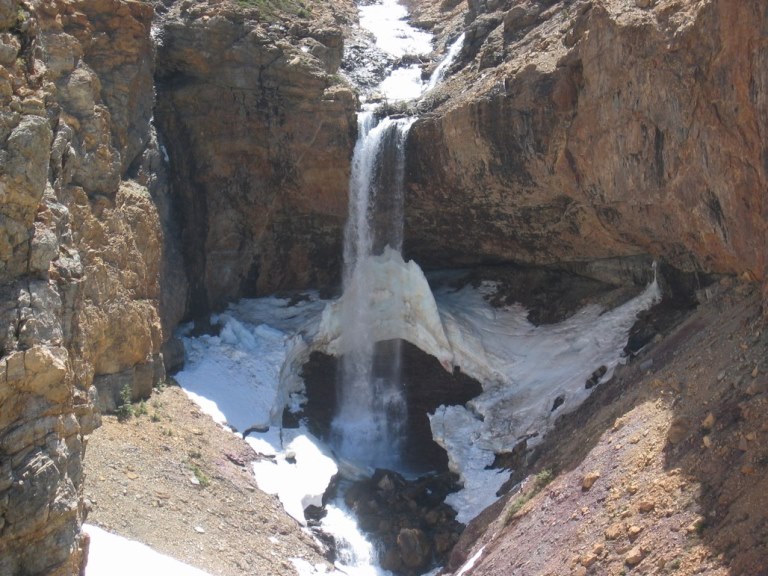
xmin=447 ymin=279 xmax=768 ymax=576
xmin=83 ymin=386 xmax=330 ymax=576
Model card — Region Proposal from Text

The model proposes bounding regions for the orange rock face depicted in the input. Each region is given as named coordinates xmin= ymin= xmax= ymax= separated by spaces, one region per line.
xmin=407 ymin=0 xmax=767 ymax=288
xmin=1 ymin=0 xmax=177 ymax=572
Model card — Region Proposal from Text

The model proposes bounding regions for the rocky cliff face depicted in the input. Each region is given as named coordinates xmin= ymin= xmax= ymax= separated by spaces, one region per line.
xmin=0 ymin=0 xmax=183 ymax=572
xmin=154 ymin=0 xmax=358 ymax=314
xmin=1 ymin=0 xmax=766 ymax=571
xmin=407 ymin=0 xmax=767 ymax=290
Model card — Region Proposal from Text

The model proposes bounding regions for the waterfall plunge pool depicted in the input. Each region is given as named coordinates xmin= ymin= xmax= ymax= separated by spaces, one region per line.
xmin=174 ymin=258 xmax=661 ymax=575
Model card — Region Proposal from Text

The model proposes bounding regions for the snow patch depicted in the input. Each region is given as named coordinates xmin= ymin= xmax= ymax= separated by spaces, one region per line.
xmin=252 ymin=430 xmax=338 ymax=526
xmin=176 ymin=263 xmax=660 ymax=528
xmin=430 ymin=278 xmax=661 ymax=522
xmin=84 ymin=524 xmax=212 ymax=576
xmin=456 ymin=545 xmax=486 ymax=576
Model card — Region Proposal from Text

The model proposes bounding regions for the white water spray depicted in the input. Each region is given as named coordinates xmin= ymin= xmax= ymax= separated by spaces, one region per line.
xmin=425 ymin=33 xmax=465 ymax=92
xmin=331 ymin=0 xmax=468 ymax=471
xmin=332 ymin=114 xmax=415 ymax=469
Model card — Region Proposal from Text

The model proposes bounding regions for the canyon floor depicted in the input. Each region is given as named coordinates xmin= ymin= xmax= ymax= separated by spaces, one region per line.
xmin=82 ymin=278 xmax=768 ymax=576
xmin=82 ymin=386 xmax=331 ymax=576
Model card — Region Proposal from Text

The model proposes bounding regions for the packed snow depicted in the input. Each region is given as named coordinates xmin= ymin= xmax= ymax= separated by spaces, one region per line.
xmin=252 ymin=431 xmax=338 ymax=525
xmin=430 ymin=277 xmax=661 ymax=522
xmin=84 ymin=525 xmax=212 ymax=576
xmin=176 ymin=255 xmax=660 ymax=527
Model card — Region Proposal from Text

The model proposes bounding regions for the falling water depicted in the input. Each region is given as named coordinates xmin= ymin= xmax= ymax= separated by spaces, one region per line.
xmin=331 ymin=112 xmax=415 ymax=469
xmin=425 ymin=33 xmax=466 ymax=92
xmin=331 ymin=0 xmax=465 ymax=471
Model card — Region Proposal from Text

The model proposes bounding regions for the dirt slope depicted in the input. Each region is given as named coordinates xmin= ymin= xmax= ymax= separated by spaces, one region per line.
xmin=83 ymin=386 xmax=330 ymax=576
xmin=446 ymin=278 xmax=768 ymax=576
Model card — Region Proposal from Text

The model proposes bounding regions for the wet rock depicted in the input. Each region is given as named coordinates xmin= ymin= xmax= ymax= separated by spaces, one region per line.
xmin=397 ymin=528 xmax=431 ymax=569
xmin=302 ymin=341 xmax=482 ymax=472
xmin=344 ymin=469 xmax=463 ymax=576
xmin=585 ymin=365 xmax=607 ymax=389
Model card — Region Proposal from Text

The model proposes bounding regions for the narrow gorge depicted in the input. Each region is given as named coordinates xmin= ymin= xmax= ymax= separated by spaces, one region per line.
xmin=0 ymin=0 xmax=766 ymax=575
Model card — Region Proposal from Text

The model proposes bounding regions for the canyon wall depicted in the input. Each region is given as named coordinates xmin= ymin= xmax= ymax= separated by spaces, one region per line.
xmin=0 ymin=0 xmax=766 ymax=570
xmin=0 ymin=0 xmax=184 ymax=572
xmin=407 ymin=0 xmax=767 ymax=290
xmin=153 ymin=0 xmax=358 ymax=315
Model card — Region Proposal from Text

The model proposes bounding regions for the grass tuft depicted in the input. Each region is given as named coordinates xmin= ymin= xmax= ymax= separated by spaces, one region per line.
xmin=504 ymin=469 xmax=554 ymax=524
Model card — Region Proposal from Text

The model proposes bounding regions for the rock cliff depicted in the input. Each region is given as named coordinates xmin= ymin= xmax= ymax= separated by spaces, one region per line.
xmin=407 ymin=0 xmax=767 ymax=291
xmin=0 ymin=0 xmax=184 ymax=572
xmin=1 ymin=0 xmax=766 ymax=571
xmin=153 ymin=0 xmax=358 ymax=314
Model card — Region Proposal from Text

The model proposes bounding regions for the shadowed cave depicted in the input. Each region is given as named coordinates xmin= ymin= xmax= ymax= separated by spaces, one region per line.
xmin=299 ymin=339 xmax=483 ymax=474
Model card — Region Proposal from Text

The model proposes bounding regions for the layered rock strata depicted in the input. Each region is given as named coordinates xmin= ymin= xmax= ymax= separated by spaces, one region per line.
xmin=407 ymin=0 xmax=767 ymax=290
xmin=154 ymin=0 xmax=358 ymax=314
xmin=0 ymin=0 xmax=183 ymax=572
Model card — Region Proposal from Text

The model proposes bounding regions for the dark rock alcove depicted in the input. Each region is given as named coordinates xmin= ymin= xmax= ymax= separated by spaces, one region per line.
xmin=300 ymin=340 xmax=482 ymax=473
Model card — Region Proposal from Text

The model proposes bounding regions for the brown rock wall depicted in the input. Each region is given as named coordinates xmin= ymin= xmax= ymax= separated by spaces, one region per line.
xmin=154 ymin=3 xmax=358 ymax=314
xmin=407 ymin=0 xmax=767 ymax=284
xmin=1 ymin=0 xmax=180 ymax=572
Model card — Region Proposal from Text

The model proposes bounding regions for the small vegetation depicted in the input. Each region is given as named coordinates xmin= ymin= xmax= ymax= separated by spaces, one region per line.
xmin=234 ymin=0 xmax=312 ymax=19
xmin=189 ymin=463 xmax=211 ymax=488
xmin=504 ymin=469 xmax=554 ymax=524
xmin=135 ymin=400 xmax=148 ymax=417
xmin=116 ymin=384 xmax=135 ymax=421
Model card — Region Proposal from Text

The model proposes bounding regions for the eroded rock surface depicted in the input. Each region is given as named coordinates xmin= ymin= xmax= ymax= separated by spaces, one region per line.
xmin=407 ymin=0 xmax=767 ymax=289
xmin=0 ymin=0 xmax=183 ymax=572
xmin=154 ymin=0 xmax=359 ymax=314
xmin=344 ymin=470 xmax=463 ymax=576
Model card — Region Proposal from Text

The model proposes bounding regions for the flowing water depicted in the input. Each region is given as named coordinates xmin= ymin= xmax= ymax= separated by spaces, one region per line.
xmin=331 ymin=114 xmax=415 ymax=468
xmin=330 ymin=3 xmax=464 ymax=470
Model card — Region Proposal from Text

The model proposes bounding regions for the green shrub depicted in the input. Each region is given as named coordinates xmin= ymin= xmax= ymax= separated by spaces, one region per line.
xmin=116 ymin=384 xmax=135 ymax=421
xmin=189 ymin=463 xmax=210 ymax=488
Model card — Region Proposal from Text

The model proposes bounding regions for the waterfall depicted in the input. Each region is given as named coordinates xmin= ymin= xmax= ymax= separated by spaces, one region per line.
xmin=425 ymin=33 xmax=466 ymax=92
xmin=331 ymin=113 xmax=415 ymax=469
xmin=331 ymin=0 xmax=464 ymax=471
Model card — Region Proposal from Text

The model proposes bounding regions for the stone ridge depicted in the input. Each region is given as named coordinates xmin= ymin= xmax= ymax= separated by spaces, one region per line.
xmin=0 ymin=0 xmax=184 ymax=572
xmin=406 ymin=0 xmax=767 ymax=291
